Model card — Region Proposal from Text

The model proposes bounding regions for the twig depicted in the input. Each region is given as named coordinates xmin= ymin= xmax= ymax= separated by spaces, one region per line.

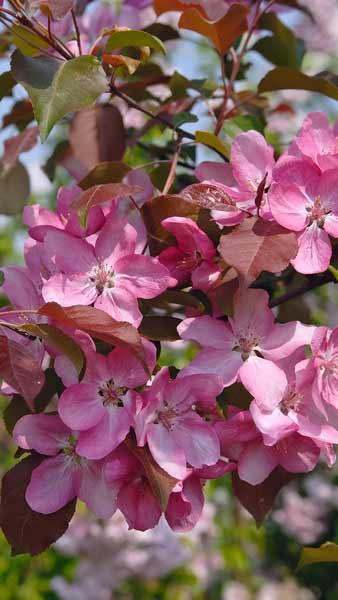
xmin=111 ymin=85 xmax=195 ymax=141
xmin=71 ymin=9 xmax=83 ymax=56
xmin=162 ymin=139 xmax=181 ymax=195
xmin=269 ymin=272 xmax=336 ymax=308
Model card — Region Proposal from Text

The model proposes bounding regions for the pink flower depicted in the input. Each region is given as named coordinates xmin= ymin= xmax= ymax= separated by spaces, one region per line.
xmin=196 ymin=130 xmax=275 ymax=226
xmin=58 ymin=342 xmax=155 ymax=460
xmin=309 ymin=326 xmax=338 ymax=410
xmin=269 ymin=161 xmax=338 ymax=273
xmin=104 ymin=444 xmax=230 ymax=532
xmin=13 ymin=414 xmax=118 ymax=517
xmin=248 ymin=352 xmax=338 ymax=446
xmin=42 ymin=214 xmax=174 ymax=325
xmin=216 ymin=409 xmax=320 ymax=485
xmin=178 ymin=288 xmax=314 ymax=403
xmin=134 ymin=368 xmax=222 ymax=479
xmin=158 ymin=216 xmax=221 ymax=289
xmin=285 ymin=112 xmax=338 ymax=171
xmin=23 ymin=185 xmax=105 ymax=241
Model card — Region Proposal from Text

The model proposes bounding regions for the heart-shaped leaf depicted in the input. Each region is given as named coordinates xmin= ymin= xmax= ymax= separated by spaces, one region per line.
xmin=11 ymin=51 xmax=107 ymax=140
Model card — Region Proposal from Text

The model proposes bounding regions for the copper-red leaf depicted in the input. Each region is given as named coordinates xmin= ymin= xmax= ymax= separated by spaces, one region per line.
xmin=0 ymin=335 xmax=45 ymax=409
xmin=219 ymin=217 xmax=298 ymax=283
xmin=0 ymin=455 xmax=76 ymax=556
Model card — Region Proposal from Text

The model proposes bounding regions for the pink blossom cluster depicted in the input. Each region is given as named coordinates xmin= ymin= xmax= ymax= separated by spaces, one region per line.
xmin=198 ymin=112 xmax=338 ymax=274
xmin=2 ymin=111 xmax=338 ymax=534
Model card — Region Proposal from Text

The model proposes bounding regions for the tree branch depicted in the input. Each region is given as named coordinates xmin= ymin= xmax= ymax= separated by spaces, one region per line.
xmin=269 ymin=271 xmax=336 ymax=308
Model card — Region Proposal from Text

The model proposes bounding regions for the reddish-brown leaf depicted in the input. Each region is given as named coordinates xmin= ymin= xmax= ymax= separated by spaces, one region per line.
xmin=232 ymin=468 xmax=293 ymax=525
xmin=71 ymin=182 xmax=143 ymax=214
xmin=181 ymin=183 xmax=235 ymax=211
xmin=0 ymin=336 xmax=45 ymax=409
xmin=79 ymin=161 xmax=131 ymax=190
xmin=178 ymin=4 xmax=249 ymax=54
xmin=154 ymin=0 xmax=207 ymax=16
xmin=29 ymin=0 xmax=75 ymax=19
xmin=3 ymin=126 xmax=39 ymax=169
xmin=219 ymin=217 xmax=298 ymax=283
xmin=139 ymin=316 xmax=181 ymax=341
xmin=125 ymin=436 xmax=178 ymax=511
xmin=69 ymin=105 xmax=126 ymax=171
xmin=0 ymin=455 xmax=76 ymax=556
xmin=142 ymin=194 xmax=200 ymax=255
xmin=39 ymin=303 xmax=147 ymax=367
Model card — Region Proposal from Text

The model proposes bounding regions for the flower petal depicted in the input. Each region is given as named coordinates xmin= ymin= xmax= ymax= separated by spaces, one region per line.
xmin=13 ymin=414 xmax=70 ymax=456
xmin=146 ymin=422 xmax=187 ymax=479
xmin=26 ymin=454 xmax=80 ymax=514
xmin=76 ymin=406 xmax=132 ymax=459
xmin=58 ymin=383 xmax=105 ymax=431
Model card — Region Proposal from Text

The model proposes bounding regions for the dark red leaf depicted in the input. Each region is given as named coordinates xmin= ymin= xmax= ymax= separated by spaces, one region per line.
xmin=38 ymin=303 xmax=147 ymax=368
xmin=0 ymin=455 xmax=76 ymax=556
xmin=219 ymin=217 xmax=298 ymax=283
xmin=232 ymin=467 xmax=293 ymax=525
xmin=3 ymin=126 xmax=38 ymax=169
xmin=69 ymin=105 xmax=126 ymax=171
xmin=4 ymin=368 xmax=64 ymax=435
xmin=0 ymin=336 xmax=45 ymax=409
xmin=71 ymin=182 xmax=143 ymax=214
xmin=181 ymin=183 xmax=235 ymax=211
xmin=139 ymin=316 xmax=181 ymax=341
xmin=142 ymin=194 xmax=200 ymax=255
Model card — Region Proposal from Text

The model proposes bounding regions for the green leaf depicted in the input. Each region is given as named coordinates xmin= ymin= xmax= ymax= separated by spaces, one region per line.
xmin=11 ymin=51 xmax=108 ymax=140
xmin=258 ymin=67 xmax=338 ymax=101
xmin=172 ymin=112 xmax=198 ymax=129
xmin=223 ymin=115 xmax=264 ymax=141
xmin=254 ymin=13 xmax=305 ymax=68
xmin=0 ymin=71 xmax=16 ymax=100
xmin=297 ymin=542 xmax=338 ymax=570
xmin=195 ymin=130 xmax=230 ymax=158
xmin=11 ymin=24 xmax=50 ymax=57
xmin=106 ymin=30 xmax=166 ymax=55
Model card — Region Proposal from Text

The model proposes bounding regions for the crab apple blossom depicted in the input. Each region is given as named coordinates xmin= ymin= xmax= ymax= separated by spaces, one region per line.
xmin=158 ymin=216 xmax=221 ymax=290
xmin=285 ymin=112 xmax=338 ymax=171
xmin=58 ymin=342 xmax=155 ymax=460
xmin=178 ymin=288 xmax=314 ymax=400
xmin=196 ymin=130 xmax=275 ymax=226
xmin=308 ymin=326 xmax=338 ymax=410
xmin=104 ymin=444 xmax=233 ymax=533
xmin=134 ymin=368 xmax=223 ymax=479
xmin=247 ymin=351 xmax=338 ymax=447
xmin=23 ymin=185 xmax=105 ymax=241
xmin=216 ymin=409 xmax=321 ymax=486
xmin=269 ymin=163 xmax=338 ymax=274
xmin=41 ymin=214 xmax=174 ymax=325
xmin=12 ymin=414 xmax=118 ymax=518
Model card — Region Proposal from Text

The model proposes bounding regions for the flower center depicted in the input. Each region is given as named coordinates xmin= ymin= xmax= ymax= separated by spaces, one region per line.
xmin=88 ymin=264 xmax=115 ymax=293
xmin=178 ymin=252 xmax=202 ymax=272
xmin=308 ymin=196 xmax=330 ymax=227
xmin=154 ymin=400 xmax=178 ymax=431
xmin=280 ymin=385 xmax=302 ymax=415
xmin=233 ymin=332 xmax=259 ymax=360
xmin=62 ymin=433 xmax=78 ymax=457
xmin=99 ymin=380 xmax=126 ymax=407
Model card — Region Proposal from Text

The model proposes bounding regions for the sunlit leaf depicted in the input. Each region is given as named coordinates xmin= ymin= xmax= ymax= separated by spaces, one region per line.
xmin=11 ymin=51 xmax=107 ymax=140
